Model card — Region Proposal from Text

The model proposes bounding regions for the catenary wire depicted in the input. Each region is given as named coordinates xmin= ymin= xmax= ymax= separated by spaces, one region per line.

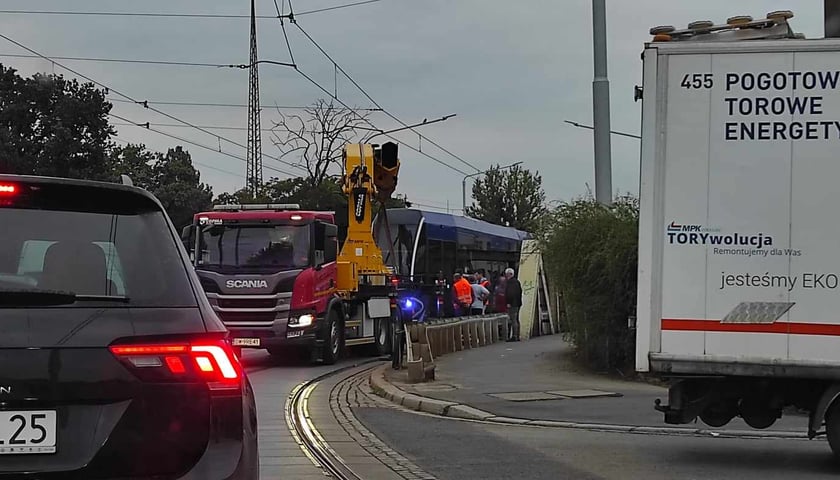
xmin=0 ymin=53 xmax=250 ymax=69
xmin=0 ymin=33 xmax=307 ymax=173
xmin=107 ymin=98 xmax=381 ymax=111
xmin=294 ymin=67 xmax=469 ymax=176
xmin=113 ymin=136 xmax=244 ymax=178
xmin=275 ymin=1 xmax=470 ymax=176
xmin=112 ymin=138 xmax=244 ymax=178
xmin=292 ymin=21 xmax=481 ymax=173
xmin=111 ymin=113 xmax=296 ymax=178
xmin=0 ymin=1 xmax=383 ymax=19
xmin=274 ymin=0 xmax=296 ymax=66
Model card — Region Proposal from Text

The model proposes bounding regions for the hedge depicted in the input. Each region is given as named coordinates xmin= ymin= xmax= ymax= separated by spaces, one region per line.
xmin=539 ymin=195 xmax=638 ymax=371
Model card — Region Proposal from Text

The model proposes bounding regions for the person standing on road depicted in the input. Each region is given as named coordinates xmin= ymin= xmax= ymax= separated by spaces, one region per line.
xmin=494 ymin=271 xmax=508 ymax=315
xmin=470 ymin=274 xmax=490 ymax=315
xmin=453 ymin=271 xmax=473 ymax=317
xmin=504 ymin=267 xmax=522 ymax=342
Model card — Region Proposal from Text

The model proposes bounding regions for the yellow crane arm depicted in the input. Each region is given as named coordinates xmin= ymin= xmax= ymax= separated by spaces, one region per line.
xmin=335 ymin=142 xmax=400 ymax=293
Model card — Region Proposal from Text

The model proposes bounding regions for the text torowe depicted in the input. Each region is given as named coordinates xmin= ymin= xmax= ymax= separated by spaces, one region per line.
xmin=724 ymin=70 xmax=840 ymax=141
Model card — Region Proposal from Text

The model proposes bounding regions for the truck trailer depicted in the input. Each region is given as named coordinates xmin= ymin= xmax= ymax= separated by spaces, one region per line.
xmin=635 ymin=11 xmax=840 ymax=457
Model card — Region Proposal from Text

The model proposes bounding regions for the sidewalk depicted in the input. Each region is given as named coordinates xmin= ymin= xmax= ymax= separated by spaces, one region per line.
xmin=377 ymin=335 xmax=804 ymax=433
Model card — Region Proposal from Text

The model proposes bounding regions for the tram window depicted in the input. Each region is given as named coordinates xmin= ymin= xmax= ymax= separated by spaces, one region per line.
xmin=426 ymin=240 xmax=443 ymax=275
xmin=441 ymin=240 xmax=457 ymax=275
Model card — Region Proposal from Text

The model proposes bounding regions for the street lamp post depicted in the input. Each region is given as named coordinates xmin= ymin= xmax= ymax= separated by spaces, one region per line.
xmin=461 ymin=161 xmax=523 ymax=213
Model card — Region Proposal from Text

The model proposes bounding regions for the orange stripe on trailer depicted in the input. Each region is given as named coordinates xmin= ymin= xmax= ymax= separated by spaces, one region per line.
xmin=661 ymin=319 xmax=840 ymax=336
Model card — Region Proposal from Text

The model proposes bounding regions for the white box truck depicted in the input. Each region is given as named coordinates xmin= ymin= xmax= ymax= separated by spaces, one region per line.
xmin=635 ymin=11 xmax=840 ymax=456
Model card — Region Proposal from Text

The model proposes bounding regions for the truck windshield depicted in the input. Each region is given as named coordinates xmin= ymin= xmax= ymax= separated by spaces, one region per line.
xmin=197 ymin=224 xmax=310 ymax=272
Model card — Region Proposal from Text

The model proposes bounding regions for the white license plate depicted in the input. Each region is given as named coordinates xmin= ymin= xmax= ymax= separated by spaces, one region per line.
xmin=232 ymin=338 xmax=261 ymax=346
xmin=0 ymin=411 xmax=57 ymax=455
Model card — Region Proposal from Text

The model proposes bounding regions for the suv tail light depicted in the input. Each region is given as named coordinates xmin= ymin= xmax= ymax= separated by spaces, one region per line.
xmin=109 ymin=339 xmax=242 ymax=391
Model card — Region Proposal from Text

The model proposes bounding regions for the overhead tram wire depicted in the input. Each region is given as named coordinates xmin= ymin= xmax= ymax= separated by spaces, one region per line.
xmin=113 ymin=121 xmax=278 ymax=133
xmin=274 ymin=0 xmax=295 ymax=66
xmin=289 ymin=19 xmax=481 ymax=173
xmin=0 ymin=53 xmax=251 ymax=69
xmin=107 ymin=98 xmax=381 ymax=111
xmin=0 ymin=1 xmax=383 ymax=19
xmin=294 ymin=67 xmax=469 ymax=176
xmin=0 ymin=33 xmax=307 ymax=174
xmin=270 ymin=11 xmax=470 ymax=176
xmin=110 ymin=113 xmax=296 ymax=178
xmin=112 ymin=137 xmax=245 ymax=178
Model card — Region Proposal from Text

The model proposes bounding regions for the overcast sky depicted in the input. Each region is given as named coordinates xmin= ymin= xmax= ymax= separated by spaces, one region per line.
xmin=0 ymin=0 xmax=823 ymax=212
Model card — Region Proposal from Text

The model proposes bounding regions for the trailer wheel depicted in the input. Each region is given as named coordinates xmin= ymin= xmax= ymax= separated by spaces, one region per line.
xmin=700 ymin=400 xmax=737 ymax=428
xmin=322 ymin=309 xmax=343 ymax=365
xmin=740 ymin=397 xmax=778 ymax=429
xmin=827 ymin=401 xmax=840 ymax=462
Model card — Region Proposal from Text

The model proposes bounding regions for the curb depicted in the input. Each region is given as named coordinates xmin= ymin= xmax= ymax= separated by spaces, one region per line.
xmin=368 ymin=365 xmax=812 ymax=440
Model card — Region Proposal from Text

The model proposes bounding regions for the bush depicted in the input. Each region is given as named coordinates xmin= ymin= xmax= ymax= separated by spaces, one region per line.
xmin=539 ymin=195 xmax=638 ymax=371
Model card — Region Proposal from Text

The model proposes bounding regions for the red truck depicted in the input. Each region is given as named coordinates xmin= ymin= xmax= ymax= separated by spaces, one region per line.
xmin=182 ymin=204 xmax=360 ymax=363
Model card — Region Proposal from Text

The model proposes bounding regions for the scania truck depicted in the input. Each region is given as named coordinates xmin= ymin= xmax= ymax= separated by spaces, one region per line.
xmin=183 ymin=143 xmax=403 ymax=364
xmin=635 ymin=10 xmax=840 ymax=458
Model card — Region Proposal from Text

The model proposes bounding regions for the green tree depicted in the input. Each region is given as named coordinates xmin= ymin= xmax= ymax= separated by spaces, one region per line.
xmin=151 ymin=147 xmax=213 ymax=228
xmin=466 ymin=164 xmax=547 ymax=232
xmin=0 ymin=65 xmax=115 ymax=179
xmin=112 ymin=144 xmax=213 ymax=227
xmin=263 ymin=176 xmax=345 ymax=210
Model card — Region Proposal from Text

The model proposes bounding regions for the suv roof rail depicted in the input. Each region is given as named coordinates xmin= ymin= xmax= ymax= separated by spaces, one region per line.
xmin=212 ymin=203 xmax=301 ymax=212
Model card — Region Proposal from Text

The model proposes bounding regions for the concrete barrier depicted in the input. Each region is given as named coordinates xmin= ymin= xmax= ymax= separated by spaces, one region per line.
xmin=420 ymin=314 xmax=507 ymax=358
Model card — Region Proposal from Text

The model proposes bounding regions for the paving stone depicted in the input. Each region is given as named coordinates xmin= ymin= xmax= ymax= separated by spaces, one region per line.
xmin=547 ymin=389 xmax=623 ymax=398
xmin=487 ymin=391 xmax=564 ymax=402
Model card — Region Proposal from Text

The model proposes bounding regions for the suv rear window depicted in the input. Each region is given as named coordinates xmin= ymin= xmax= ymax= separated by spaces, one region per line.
xmin=0 ymin=181 xmax=196 ymax=307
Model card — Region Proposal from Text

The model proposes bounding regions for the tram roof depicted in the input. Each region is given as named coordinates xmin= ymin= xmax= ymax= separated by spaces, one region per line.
xmin=382 ymin=208 xmax=531 ymax=243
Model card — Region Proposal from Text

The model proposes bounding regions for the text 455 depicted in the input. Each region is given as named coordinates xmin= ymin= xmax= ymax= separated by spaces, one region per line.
xmin=681 ymin=73 xmax=713 ymax=89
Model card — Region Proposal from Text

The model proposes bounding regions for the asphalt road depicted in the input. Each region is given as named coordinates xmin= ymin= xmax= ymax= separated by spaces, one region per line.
xmin=355 ymin=407 xmax=840 ymax=480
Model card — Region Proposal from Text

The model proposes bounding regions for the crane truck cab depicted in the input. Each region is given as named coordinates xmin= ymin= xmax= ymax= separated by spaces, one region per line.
xmin=182 ymin=204 xmax=343 ymax=361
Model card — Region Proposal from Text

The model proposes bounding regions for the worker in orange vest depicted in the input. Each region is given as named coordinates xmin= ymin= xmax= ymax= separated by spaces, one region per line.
xmin=452 ymin=272 xmax=473 ymax=316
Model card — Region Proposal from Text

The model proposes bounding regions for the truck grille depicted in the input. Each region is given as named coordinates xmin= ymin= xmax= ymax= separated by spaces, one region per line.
xmin=216 ymin=311 xmax=279 ymax=324
xmin=217 ymin=298 xmax=277 ymax=309
xmin=206 ymin=292 xmax=292 ymax=328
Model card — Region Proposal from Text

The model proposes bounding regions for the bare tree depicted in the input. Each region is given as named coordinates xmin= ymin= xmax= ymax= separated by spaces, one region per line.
xmin=271 ymin=99 xmax=371 ymax=186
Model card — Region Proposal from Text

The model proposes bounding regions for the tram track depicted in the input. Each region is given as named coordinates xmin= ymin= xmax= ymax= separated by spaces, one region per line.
xmin=285 ymin=360 xmax=384 ymax=479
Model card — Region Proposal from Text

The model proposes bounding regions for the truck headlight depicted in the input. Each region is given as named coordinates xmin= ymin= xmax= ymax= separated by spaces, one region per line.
xmin=289 ymin=314 xmax=314 ymax=328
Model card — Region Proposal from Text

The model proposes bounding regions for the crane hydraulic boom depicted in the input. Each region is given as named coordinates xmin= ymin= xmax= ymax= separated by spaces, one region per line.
xmin=336 ymin=142 xmax=401 ymax=293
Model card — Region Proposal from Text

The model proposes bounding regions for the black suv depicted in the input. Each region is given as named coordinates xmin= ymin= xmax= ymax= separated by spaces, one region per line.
xmin=0 ymin=175 xmax=259 ymax=479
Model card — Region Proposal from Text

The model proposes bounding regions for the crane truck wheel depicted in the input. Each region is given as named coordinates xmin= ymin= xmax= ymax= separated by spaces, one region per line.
xmin=322 ymin=309 xmax=343 ymax=365
xmin=368 ymin=317 xmax=391 ymax=356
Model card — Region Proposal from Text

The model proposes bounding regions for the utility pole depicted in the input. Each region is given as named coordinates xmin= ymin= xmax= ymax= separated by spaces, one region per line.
xmin=246 ymin=0 xmax=263 ymax=198
xmin=592 ymin=0 xmax=613 ymax=205
xmin=827 ymin=0 xmax=840 ymax=37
